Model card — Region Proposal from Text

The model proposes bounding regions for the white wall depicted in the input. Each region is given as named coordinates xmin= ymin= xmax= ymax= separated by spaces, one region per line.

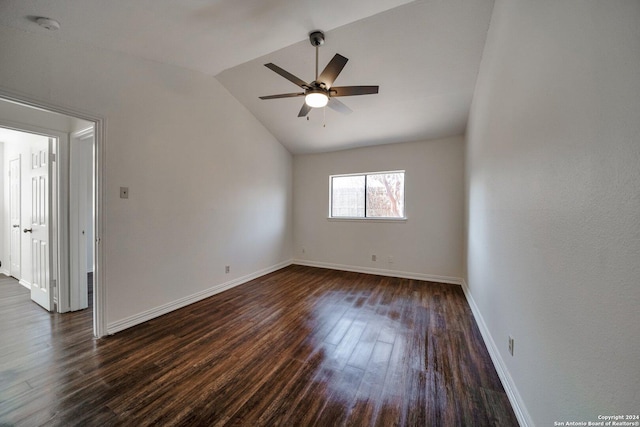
xmin=294 ymin=137 xmax=464 ymax=282
xmin=86 ymin=139 xmax=93 ymax=272
xmin=465 ymin=0 xmax=640 ymax=425
xmin=0 ymin=24 xmax=293 ymax=330
xmin=0 ymin=141 xmax=3 ymax=272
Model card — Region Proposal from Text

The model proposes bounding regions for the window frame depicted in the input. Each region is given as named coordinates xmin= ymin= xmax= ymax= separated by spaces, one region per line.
xmin=328 ymin=170 xmax=407 ymax=221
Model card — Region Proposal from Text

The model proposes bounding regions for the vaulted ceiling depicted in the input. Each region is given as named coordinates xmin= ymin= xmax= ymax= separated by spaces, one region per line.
xmin=0 ymin=0 xmax=494 ymax=154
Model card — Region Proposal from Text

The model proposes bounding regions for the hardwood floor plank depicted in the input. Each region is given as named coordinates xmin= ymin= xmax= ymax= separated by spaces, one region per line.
xmin=346 ymin=340 xmax=393 ymax=426
xmin=255 ymin=348 xmax=327 ymax=426
xmin=0 ymin=268 xmax=518 ymax=426
xmin=315 ymin=364 xmax=365 ymax=426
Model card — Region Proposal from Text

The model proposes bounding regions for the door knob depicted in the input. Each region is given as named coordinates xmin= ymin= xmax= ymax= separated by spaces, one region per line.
xmin=23 ymin=228 xmax=33 ymax=233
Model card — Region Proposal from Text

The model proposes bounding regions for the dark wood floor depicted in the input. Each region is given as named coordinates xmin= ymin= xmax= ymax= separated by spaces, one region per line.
xmin=0 ymin=266 xmax=518 ymax=426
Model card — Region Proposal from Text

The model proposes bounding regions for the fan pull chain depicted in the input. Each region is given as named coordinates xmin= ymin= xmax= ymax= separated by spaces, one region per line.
xmin=323 ymin=105 xmax=326 ymax=127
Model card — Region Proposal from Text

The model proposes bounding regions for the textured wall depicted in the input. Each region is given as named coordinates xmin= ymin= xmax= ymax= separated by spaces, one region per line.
xmin=465 ymin=0 xmax=640 ymax=425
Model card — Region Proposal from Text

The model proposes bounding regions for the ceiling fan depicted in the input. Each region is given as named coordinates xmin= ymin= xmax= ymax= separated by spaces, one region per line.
xmin=259 ymin=31 xmax=379 ymax=117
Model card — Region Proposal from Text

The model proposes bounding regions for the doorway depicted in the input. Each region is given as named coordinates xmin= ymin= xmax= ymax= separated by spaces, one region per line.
xmin=0 ymin=94 xmax=103 ymax=337
xmin=1 ymin=128 xmax=58 ymax=311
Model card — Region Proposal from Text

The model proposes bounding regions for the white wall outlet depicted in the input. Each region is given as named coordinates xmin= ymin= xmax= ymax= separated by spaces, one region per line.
xmin=508 ymin=336 xmax=514 ymax=356
xmin=225 ymin=265 xmax=230 ymax=274
xmin=302 ymin=247 xmax=306 ymax=254
xmin=388 ymin=255 xmax=394 ymax=263
xmin=371 ymin=254 xmax=377 ymax=262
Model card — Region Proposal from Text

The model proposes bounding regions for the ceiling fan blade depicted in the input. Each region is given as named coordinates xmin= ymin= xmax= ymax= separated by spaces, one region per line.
xmin=317 ymin=54 xmax=348 ymax=88
xmin=264 ymin=63 xmax=309 ymax=88
xmin=259 ymin=92 xmax=305 ymax=100
xmin=327 ymin=98 xmax=353 ymax=115
xmin=330 ymin=86 xmax=379 ymax=97
xmin=298 ymin=103 xmax=312 ymax=117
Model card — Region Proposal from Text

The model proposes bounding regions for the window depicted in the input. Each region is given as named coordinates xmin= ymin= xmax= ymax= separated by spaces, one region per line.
xmin=330 ymin=171 xmax=405 ymax=219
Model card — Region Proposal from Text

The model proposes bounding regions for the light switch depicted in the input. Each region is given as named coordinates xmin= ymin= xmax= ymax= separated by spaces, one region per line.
xmin=120 ymin=187 xmax=129 ymax=199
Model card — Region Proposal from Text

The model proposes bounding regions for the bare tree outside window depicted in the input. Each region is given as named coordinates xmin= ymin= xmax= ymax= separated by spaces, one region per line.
xmin=366 ymin=172 xmax=404 ymax=217
xmin=330 ymin=171 xmax=405 ymax=218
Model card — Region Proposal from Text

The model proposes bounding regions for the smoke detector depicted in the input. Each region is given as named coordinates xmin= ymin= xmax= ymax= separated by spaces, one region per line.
xmin=36 ymin=17 xmax=60 ymax=31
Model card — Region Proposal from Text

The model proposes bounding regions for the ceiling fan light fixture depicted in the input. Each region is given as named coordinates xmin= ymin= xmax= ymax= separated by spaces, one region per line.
xmin=305 ymin=91 xmax=328 ymax=108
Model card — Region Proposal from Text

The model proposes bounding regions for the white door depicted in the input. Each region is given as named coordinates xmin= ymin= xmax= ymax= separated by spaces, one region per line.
xmin=29 ymin=138 xmax=53 ymax=311
xmin=9 ymin=157 xmax=21 ymax=279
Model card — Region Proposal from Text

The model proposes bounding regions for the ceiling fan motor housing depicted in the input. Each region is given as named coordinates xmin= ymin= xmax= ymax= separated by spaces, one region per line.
xmin=309 ymin=31 xmax=325 ymax=47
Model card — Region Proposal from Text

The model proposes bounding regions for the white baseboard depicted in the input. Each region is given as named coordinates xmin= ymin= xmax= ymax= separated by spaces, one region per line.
xmin=18 ymin=279 xmax=31 ymax=290
xmin=0 ymin=268 xmax=10 ymax=276
xmin=461 ymin=279 xmax=533 ymax=427
xmin=293 ymin=259 xmax=462 ymax=285
xmin=106 ymin=260 xmax=292 ymax=335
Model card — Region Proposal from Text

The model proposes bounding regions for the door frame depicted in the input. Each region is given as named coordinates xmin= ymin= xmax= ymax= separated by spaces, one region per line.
xmin=69 ymin=127 xmax=94 ymax=312
xmin=0 ymin=90 xmax=105 ymax=338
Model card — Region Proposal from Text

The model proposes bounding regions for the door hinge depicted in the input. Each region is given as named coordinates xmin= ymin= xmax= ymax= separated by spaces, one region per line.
xmin=50 ymin=153 xmax=56 ymax=162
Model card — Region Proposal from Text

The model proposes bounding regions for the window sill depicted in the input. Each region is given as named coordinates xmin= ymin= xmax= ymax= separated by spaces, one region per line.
xmin=327 ymin=217 xmax=407 ymax=223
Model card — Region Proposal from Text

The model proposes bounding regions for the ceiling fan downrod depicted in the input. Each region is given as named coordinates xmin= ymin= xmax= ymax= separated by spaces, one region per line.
xmin=309 ymin=31 xmax=325 ymax=82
